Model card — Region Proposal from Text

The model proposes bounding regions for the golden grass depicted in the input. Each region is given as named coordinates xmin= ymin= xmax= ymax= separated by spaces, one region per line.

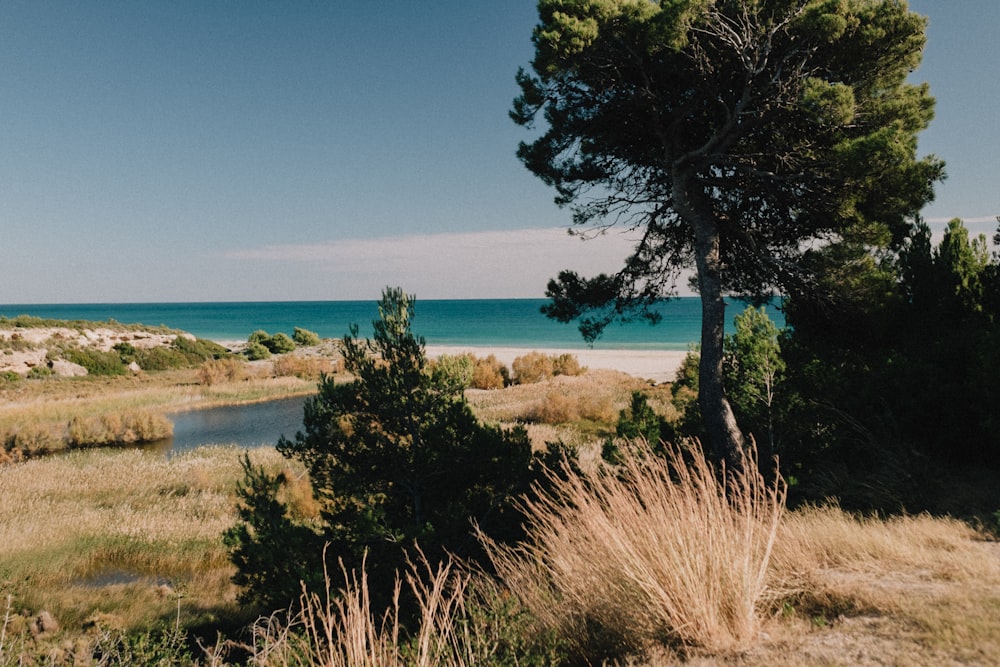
xmin=0 ymin=366 xmax=320 ymax=455
xmin=484 ymin=440 xmax=786 ymax=661
xmin=0 ymin=445 xmax=289 ymax=636
xmin=241 ymin=551 xmax=525 ymax=667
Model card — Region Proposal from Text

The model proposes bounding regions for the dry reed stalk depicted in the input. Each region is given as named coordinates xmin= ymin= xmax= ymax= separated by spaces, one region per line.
xmin=484 ymin=439 xmax=786 ymax=660
xmin=249 ymin=550 xmax=506 ymax=667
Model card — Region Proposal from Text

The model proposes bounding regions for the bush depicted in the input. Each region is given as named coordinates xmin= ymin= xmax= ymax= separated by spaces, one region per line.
xmin=293 ymin=327 xmax=321 ymax=346
xmin=271 ymin=355 xmax=338 ymax=380
xmin=268 ymin=332 xmax=297 ymax=354
xmin=471 ymin=354 xmax=509 ymax=389
xmin=63 ymin=347 xmax=126 ymax=376
xmin=429 ymin=353 xmax=475 ymax=394
xmin=197 ymin=358 xmax=247 ymax=385
xmin=532 ymin=391 xmax=580 ymax=424
xmin=552 ymin=353 xmax=585 ymax=376
xmin=512 ymin=352 xmax=554 ymax=384
xmin=248 ymin=330 xmax=271 ymax=346
xmin=244 ymin=342 xmax=271 ymax=361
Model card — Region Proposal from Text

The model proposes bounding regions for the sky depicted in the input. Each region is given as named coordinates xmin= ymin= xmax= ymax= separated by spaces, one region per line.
xmin=1 ymin=1 xmax=997 ymax=304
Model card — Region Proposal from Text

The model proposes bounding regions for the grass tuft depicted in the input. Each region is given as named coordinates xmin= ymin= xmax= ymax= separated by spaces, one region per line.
xmin=484 ymin=439 xmax=786 ymax=661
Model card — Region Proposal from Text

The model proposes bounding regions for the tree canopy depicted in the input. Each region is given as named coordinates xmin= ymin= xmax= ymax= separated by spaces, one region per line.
xmin=515 ymin=0 xmax=943 ymax=463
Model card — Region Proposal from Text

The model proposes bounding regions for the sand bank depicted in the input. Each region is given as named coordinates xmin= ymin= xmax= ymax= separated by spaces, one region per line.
xmin=425 ymin=345 xmax=687 ymax=384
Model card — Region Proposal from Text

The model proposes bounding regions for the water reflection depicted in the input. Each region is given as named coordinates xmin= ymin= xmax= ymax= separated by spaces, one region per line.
xmin=147 ymin=395 xmax=309 ymax=455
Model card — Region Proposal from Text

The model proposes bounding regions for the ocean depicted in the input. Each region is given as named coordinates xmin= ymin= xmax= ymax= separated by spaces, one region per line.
xmin=0 ymin=298 xmax=784 ymax=351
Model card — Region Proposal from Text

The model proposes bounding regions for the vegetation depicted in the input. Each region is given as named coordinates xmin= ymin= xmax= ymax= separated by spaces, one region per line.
xmin=516 ymin=0 xmax=942 ymax=464
xmin=226 ymin=288 xmax=549 ymax=611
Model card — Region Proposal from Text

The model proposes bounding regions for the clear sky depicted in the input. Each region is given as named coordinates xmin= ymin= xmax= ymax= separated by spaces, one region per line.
xmin=1 ymin=1 xmax=996 ymax=304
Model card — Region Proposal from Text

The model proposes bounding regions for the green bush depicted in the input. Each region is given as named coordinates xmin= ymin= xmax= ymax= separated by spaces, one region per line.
xmin=248 ymin=330 xmax=271 ymax=346
xmin=64 ymin=347 xmax=127 ymax=376
xmin=429 ymin=353 xmax=475 ymax=394
xmin=244 ymin=342 xmax=271 ymax=361
xmin=292 ymin=326 xmax=321 ymax=346
xmin=267 ymin=332 xmax=297 ymax=354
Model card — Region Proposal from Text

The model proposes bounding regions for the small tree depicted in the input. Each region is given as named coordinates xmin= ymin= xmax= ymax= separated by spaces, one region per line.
xmin=226 ymin=287 xmax=538 ymax=609
xmin=724 ymin=306 xmax=785 ymax=459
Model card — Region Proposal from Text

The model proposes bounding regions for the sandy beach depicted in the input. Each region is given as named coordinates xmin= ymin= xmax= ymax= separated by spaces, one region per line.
xmin=425 ymin=345 xmax=687 ymax=384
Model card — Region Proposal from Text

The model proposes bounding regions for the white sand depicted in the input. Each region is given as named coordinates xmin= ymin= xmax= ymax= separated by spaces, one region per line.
xmin=425 ymin=345 xmax=687 ymax=384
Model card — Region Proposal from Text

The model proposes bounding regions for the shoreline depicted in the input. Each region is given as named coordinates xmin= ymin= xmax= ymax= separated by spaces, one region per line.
xmin=424 ymin=345 xmax=687 ymax=384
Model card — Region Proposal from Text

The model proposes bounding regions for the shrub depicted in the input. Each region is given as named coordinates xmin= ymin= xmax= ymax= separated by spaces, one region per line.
xmin=484 ymin=439 xmax=785 ymax=661
xmin=267 ymin=332 xmax=297 ymax=354
xmin=512 ymin=352 xmax=554 ymax=384
xmin=429 ymin=353 xmax=475 ymax=394
xmin=552 ymin=353 xmax=584 ymax=376
xmin=471 ymin=354 xmax=508 ymax=389
xmin=171 ymin=335 xmax=230 ymax=361
xmin=63 ymin=347 xmax=126 ymax=376
xmin=272 ymin=355 xmax=338 ymax=380
xmin=244 ymin=342 xmax=271 ymax=361
xmin=293 ymin=327 xmax=322 ymax=346
xmin=197 ymin=358 xmax=247 ymax=385
xmin=531 ymin=391 xmax=579 ymax=424
xmin=248 ymin=330 xmax=271 ymax=346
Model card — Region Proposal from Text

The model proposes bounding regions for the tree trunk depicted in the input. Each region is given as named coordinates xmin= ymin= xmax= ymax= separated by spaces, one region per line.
xmin=676 ymin=174 xmax=746 ymax=467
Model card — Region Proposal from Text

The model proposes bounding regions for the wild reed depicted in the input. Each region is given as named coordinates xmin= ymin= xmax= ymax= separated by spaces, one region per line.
xmin=484 ymin=439 xmax=786 ymax=660
xmin=245 ymin=550 xmax=518 ymax=667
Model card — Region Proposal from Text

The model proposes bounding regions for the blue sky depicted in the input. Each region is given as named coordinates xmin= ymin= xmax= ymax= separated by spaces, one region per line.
xmin=1 ymin=1 xmax=996 ymax=303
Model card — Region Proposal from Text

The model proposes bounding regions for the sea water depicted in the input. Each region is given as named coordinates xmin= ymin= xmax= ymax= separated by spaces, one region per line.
xmin=0 ymin=298 xmax=784 ymax=351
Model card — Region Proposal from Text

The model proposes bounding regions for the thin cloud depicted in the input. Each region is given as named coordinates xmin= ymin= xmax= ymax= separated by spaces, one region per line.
xmin=222 ymin=228 xmax=653 ymax=299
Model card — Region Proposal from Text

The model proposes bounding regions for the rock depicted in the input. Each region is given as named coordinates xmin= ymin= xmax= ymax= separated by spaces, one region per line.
xmin=49 ymin=359 xmax=88 ymax=377
xmin=128 ymin=361 xmax=142 ymax=373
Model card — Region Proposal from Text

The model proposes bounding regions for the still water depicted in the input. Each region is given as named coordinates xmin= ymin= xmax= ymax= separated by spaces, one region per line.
xmin=147 ymin=396 xmax=309 ymax=455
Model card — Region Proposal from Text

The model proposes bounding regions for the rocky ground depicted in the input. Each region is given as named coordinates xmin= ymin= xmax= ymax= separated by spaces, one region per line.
xmin=0 ymin=325 xmax=195 ymax=377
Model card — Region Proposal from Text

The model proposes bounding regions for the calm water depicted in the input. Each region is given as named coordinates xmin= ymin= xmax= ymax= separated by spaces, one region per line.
xmin=0 ymin=298 xmax=783 ymax=351
xmin=146 ymin=396 xmax=308 ymax=455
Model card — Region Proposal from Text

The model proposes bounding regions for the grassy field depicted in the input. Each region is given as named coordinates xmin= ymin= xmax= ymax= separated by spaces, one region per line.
xmin=2 ymin=359 xmax=999 ymax=665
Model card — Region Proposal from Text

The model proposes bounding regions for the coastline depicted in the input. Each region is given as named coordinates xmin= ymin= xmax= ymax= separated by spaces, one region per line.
xmin=425 ymin=345 xmax=687 ymax=384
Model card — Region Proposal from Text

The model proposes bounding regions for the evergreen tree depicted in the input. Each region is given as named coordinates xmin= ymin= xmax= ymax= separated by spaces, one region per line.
xmin=514 ymin=0 xmax=942 ymax=464
xmin=226 ymin=287 xmax=537 ymax=608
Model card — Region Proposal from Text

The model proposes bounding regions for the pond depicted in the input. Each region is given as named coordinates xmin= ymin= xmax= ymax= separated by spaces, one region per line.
xmin=145 ymin=395 xmax=309 ymax=455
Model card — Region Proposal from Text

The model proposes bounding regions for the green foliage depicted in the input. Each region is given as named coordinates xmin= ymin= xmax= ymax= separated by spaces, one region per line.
xmin=603 ymin=391 xmax=671 ymax=464
xmin=88 ymin=624 xmax=193 ymax=666
xmin=64 ymin=347 xmax=127 ymax=376
xmin=243 ymin=342 xmax=271 ymax=361
xmin=519 ymin=0 xmax=942 ymax=462
xmin=227 ymin=287 xmax=544 ymax=610
xmin=429 ymin=353 xmax=475 ymax=394
xmin=292 ymin=326 xmax=321 ymax=346
xmin=223 ymin=455 xmax=325 ymax=609
xmin=724 ymin=306 xmax=786 ymax=455
xmin=779 ymin=219 xmax=1000 ymax=510
xmin=247 ymin=330 xmax=297 ymax=354
xmin=267 ymin=332 xmax=297 ymax=354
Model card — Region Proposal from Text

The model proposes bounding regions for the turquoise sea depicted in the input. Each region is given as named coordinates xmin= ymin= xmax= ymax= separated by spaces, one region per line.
xmin=0 ymin=298 xmax=784 ymax=351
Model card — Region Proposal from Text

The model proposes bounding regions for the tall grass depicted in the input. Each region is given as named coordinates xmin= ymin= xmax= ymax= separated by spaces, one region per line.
xmin=485 ymin=439 xmax=786 ymax=661
xmin=243 ymin=550 xmax=546 ymax=667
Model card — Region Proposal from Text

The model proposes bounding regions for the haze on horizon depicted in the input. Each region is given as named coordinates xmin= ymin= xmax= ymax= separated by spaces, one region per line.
xmin=1 ymin=1 xmax=997 ymax=304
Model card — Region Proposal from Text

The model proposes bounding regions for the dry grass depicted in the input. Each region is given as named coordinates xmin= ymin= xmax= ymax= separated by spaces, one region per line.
xmin=241 ymin=551 xmax=527 ymax=667
xmin=0 ymin=366 xmax=321 ymax=456
xmin=0 ymin=445 xmax=289 ymax=638
xmin=484 ymin=439 xmax=786 ymax=662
